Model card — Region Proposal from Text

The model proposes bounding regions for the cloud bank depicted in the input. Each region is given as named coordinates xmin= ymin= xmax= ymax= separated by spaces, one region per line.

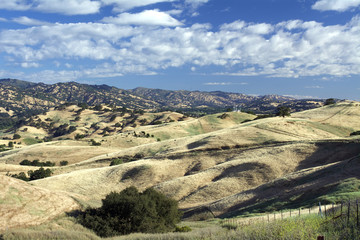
xmin=1 ymin=16 xmax=360 ymax=80
xmin=312 ymin=0 xmax=360 ymax=12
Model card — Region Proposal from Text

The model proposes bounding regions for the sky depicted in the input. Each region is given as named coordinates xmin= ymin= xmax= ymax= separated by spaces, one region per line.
xmin=0 ymin=0 xmax=360 ymax=100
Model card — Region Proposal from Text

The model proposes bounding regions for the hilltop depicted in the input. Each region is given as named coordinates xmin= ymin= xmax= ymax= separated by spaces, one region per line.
xmin=0 ymin=79 xmax=324 ymax=121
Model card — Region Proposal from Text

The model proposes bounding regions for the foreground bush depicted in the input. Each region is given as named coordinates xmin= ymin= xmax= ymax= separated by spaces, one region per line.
xmin=77 ymin=186 xmax=182 ymax=237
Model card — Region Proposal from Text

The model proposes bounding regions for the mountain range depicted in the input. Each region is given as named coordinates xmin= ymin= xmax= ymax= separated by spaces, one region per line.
xmin=0 ymin=78 xmax=325 ymax=118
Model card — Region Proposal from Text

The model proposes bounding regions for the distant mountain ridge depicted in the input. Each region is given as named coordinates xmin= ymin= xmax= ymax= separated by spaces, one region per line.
xmin=0 ymin=78 xmax=324 ymax=118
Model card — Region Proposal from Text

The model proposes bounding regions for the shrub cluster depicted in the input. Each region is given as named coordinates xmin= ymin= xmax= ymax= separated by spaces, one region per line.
xmin=20 ymin=159 xmax=55 ymax=167
xmin=77 ymin=186 xmax=181 ymax=237
xmin=9 ymin=167 xmax=52 ymax=181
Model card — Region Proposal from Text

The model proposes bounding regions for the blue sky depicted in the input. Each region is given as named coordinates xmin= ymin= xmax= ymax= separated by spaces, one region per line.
xmin=0 ymin=0 xmax=360 ymax=100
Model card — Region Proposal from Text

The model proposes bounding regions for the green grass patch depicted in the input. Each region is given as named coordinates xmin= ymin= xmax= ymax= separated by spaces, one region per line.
xmin=317 ymin=178 xmax=360 ymax=204
xmin=23 ymin=137 xmax=41 ymax=145
xmin=184 ymin=123 xmax=205 ymax=136
xmin=308 ymin=122 xmax=353 ymax=137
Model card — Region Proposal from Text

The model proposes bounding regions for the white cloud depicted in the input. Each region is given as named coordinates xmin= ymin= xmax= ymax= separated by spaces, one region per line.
xmin=0 ymin=0 xmax=31 ymax=10
xmin=0 ymin=0 xmax=101 ymax=15
xmin=102 ymin=9 xmax=183 ymax=26
xmin=35 ymin=0 xmax=101 ymax=15
xmin=13 ymin=16 xmax=50 ymax=26
xmin=185 ymin=0 xmax=209 ymax=8
xmin=284 ymin=94 xmax=319 ymax=99
xmin=204 ymin=82 xmax=248 ymax=86
xmin=312 ymin=0 xmax=360 ymax=12
xmin=1 ymin=16 xmax=360 ymax=81
xmin=101 ymin=0 xmax=176 ymax=12
xmin=305 ymin=85 xmax=324 ymax=89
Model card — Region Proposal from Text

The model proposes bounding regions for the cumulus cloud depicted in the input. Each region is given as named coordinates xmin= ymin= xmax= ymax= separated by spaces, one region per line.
xmin=204 ymin=82 xmax=248 ymax=86
xmin=35 ymin=0 xmax=101 ymax=15
xmin=0 ymin=0 xmax=31 ymax=11
xmin=312 ymin=0 xmax=360 ymax=12
xmin=13 ymin=16 xmax=50 ymax=26
xmin=102 ymin=9 xmax=183 ymax=26
xmin=305 ymin=85 xmax=324 ymax=89
xmin=0 ymin=0 xmax=101 ymax=15
xmin=185 ymin=0 xmax=209 ymax=8
xmin=1 ymin=16 xmax=360 ymax=80
xmin=101 ymin=0 xmax=176 ymax=12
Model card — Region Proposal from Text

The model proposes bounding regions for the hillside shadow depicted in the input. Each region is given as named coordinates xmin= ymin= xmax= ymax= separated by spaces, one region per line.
xmin=296 ymin=141 xmax=360 ymax=171
xmin=212 ymin=162 xmax=270 ymax=182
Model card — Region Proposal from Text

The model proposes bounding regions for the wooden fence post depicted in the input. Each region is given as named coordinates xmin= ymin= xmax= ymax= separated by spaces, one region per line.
xmin=341 ymin=201 xmax=343 ymax=215
xmin=319 ymin=202 xmax=322 ymax=217
xmin=357 ymin=200 xmax=359 ymax=228
xmin=347 ymin=200 xmax=351 ymax=225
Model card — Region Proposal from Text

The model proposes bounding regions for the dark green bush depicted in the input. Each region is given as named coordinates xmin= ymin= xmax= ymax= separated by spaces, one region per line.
xmin=90 ymin=139 xmax=101 ymax=146
xmin=28 ymin=167 xmax=52 ymax=180
xmin=13 ymin=134 xmax=21 ymax=139
xmin=77 ymin=186 xmax=181 ymax=237
xmin=9 ymin=167 xmax=52 ymax=181
xmin=174 ymin=226 xmax=192 ymax=232
xmin=350 ymin=131 xmax=360 ymax=136
xmin=20 ymin=159 xmax=55 ymax=167
xmin=60 ymin=161 xmax=69 ymax=166
xmin=110 ymin=158 xmax=123 ymax=166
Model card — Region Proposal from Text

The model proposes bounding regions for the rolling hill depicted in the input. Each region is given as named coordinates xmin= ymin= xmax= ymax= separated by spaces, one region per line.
xmin=1 ymin=100 xmax=359 ymax=236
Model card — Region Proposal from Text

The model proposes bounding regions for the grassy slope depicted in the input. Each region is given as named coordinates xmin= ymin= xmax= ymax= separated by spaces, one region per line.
xmin=1 ymin=101 xmax=360 ymax=235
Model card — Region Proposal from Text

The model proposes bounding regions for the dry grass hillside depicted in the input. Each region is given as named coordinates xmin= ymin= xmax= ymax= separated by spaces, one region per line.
xmin=1 ymin=101 xmax=360 ymax=233
xmin=0 ymin=175 xmax=78 ymax=230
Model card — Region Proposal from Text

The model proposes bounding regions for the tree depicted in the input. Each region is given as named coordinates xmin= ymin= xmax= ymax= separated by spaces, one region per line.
xmin=13 ymin=133 xmax=21 ymax=139
xmin=60 ymin=161 xmax=69 ymax=166
xmin=276 ymin=106 xmax=291 ymax=118
xmin=77 ymin=186 xmax=182 ymax=237
xmin=324 ymin=98 xmax=336 ymax=105
xmin=28 ymin=167 xmax=52 ymax=180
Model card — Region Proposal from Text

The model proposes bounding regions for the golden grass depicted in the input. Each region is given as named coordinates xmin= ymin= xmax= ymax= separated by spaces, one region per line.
xmin=1 ymin=101 xmax=360 ymax=231
xmin=0 ymin=175 xmax=78 ymax=230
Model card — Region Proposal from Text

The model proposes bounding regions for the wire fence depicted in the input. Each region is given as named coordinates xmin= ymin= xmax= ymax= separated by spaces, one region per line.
xmin=222 ymin=200 xmax=360 ymax=227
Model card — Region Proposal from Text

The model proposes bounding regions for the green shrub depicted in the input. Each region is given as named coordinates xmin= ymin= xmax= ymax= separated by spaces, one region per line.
xmin=20 ymin=159 xmax=55 ymax=167
xmin=174 ymin=226 xmax=192 ymax=232
xmin=350 ymin=131 xmax=360 ymax=136
xmin=60 ymin=161 xmax=69 ymax=166
xmin=90 ymin=139 xmax=101 ymax=146
xmin=9 ymin=167 xmax=52 ymax=181
xmin=77 ymin=186 xmax=181 ymax=237
xmin=28 ymin=167 xmax=52 ymax=181
xmin=110 ymin=158 xmax=123 ymax=166
xmin=8 ymin=172 xmax=29 ymax=181
xmin=13 ymin=134 xmax=21 ymax=139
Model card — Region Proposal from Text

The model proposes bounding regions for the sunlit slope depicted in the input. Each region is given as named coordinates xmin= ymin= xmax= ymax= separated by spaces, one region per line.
xmin=0 ymin=112 xmax=255 ymax=168
xmin=292 ymin=101 xmax=360 ymax=132
xmin=187 ymin=141 xmax=360 ymax=219
xmin=0 ymin=175 xmax=78 ymax=230
xmin=31 ymin=139 xmax=360 ymax=212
